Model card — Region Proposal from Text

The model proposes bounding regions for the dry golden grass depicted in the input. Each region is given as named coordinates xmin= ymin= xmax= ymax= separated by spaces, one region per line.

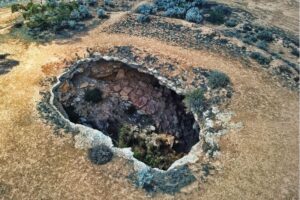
xmin=216 ymin=0 xmax=299 ymax=35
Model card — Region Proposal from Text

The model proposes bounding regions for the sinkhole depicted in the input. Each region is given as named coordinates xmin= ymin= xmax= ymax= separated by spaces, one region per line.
xmin=56 ymin=59 xmax=200 ymax=170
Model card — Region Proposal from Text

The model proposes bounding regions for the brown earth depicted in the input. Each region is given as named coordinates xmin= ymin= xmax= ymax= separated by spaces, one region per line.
xmin=0 ymin=2 xmax=299 ymax=200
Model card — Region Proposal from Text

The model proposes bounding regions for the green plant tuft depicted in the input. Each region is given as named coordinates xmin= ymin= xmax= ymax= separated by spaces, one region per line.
xmin=118 ymin=124 xmax=133 ymax=148
xmin=184 ymin=88 xmax=207 ymax=115
xmin=250 ymin=52 xmax=271 ymax=65
xmin=208 ymin=70 xmax=230 ymax=89
xmin=206 ymin=7 xmax=226 ymax=24
xmin=257 ymin=30 xmax=273 ymax=42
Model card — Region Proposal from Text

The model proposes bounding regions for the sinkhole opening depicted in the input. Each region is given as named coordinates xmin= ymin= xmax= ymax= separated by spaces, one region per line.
xmin=57 ymin=59 xmax=199 ymax=170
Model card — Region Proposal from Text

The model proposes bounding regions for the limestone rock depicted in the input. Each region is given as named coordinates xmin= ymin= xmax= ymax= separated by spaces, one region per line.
xmin=116 ymin=69 xmax=125 ymax=79
xmin=80 ymin=82 xmax=89 ymax=88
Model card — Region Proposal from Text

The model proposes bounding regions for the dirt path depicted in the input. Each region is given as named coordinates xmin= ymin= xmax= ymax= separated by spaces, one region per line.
xmin=0 ymin=10 xmax=299 ymax=200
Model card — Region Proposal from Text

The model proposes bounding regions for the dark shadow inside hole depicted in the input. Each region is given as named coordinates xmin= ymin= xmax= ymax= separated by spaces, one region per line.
xmin=63 ymin=105 xmax=80 ymax=123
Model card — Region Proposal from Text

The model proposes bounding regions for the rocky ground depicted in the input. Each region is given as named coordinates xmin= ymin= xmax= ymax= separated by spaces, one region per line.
xmin=0 ymin=0 xmax=299 ymax=199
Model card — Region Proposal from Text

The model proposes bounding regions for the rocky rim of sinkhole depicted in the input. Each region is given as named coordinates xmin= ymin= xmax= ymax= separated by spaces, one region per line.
xmin=42 ymin=49 xmax=241 ymax=193
xmin=56 ymin=57 xmax=201 ymax=170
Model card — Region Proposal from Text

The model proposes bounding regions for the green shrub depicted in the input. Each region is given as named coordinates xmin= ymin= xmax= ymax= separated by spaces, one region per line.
xmin=97 ymin=8 xmax=108 ymax=18
xmin=225 ymin=18 xmax=238 ymax=27
xmin=133 ymin=149 xmax=145 ymax=160
xmin=185 ymin=7 xmax=203 ymax=24
xmin=78 ymin=5 xmax=92 ymax=19
xmin=87 ymin=0 xmax=97 ymax=6
xmin=118 ymin=124 xmax=181 ymax=170
xmin=11 ymin=3 xmax=26 ymax=13
xmin=250 ymin=52 xmax=271 ymax=65
xmin=256 ymin=41 xmax=268 ymax=50
xmin=206 ymin=7 xmax=226 ymax=24
xmin=136 ymin=3 xmax=156 ymax=15
xmin=202 ymin=141 xmax=220 ymax=157
xmin=184 ymin=88 xmax=207 ymax=115
xmin=257 ymin=30 xmax=273 ymax=42
xmin=137 ymin=14 xmax=150 ymax=23
xmin=104 ymin=0 xmax=114 ymax=6
xmin=242 ymin=23 xmax=252 ymax=32
xmin=144 ymin=152 xmax=162 ymax=168
xmin=243 ymin=35 xmax=257 ymax=44
xmin=84 ymin=88 xmax=103 ymax=103
xmin=88 ymin=145 xmax=113 ymax=165
xmin=291 ymin=48 xmax=300 ymax=57
xmin=208 ymin=70 xmax=230 ymax=89
xmin=249 ymin=35 xmax=257 ymax=42
xmin=118 ymin=124 xmax=132 ymax=148
xmin=10 ymin=1 xmax=86 ymax=33
xmin=163 ymin=7 xmax=186 ymax=18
